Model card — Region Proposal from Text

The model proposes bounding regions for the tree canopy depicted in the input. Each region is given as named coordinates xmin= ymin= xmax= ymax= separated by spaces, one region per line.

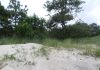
xmin=0 ymin=0 xmax=100 ymax=40
xmin=7 ymin=0 xmax=28 ymax=27
xmin=44 ymin=0 xmax=85 ymax=28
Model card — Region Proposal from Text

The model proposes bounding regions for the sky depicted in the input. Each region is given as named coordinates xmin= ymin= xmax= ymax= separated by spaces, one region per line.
xmin=0 ymin=0 xmax=100 ymax=24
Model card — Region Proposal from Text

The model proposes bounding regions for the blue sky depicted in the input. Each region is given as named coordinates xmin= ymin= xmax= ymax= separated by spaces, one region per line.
xmin=1 ymin=0 xmax=100 ymax=24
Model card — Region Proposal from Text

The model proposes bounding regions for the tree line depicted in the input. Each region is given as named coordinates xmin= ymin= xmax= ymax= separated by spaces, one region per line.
xmin=0 ymin=0 xmax=100 ymax=40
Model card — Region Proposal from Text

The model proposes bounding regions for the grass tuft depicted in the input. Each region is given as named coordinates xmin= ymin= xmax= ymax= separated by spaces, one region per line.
xmin=94 ymin=49 xmax=100 ymax=57
xmin=3 ymin=54 xmax=16 ymax=61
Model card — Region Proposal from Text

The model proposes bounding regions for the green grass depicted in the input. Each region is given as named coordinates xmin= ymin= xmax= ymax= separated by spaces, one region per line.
xmin=0 ymin=36 xmax=42 ymax=45
xmin=42 ymin=38 xmax=61 ymax=48
xmin=3 ymin=54 xmax=16 ymax=61
xmin=71 ymin=36 xmax=100 ymax=45
xmin=42 ymin=35 xmax=100 ymax=57
xmin=0 ymin=35 xmax=100 ymax=57
xmin=94 ymin=49 xmax=100 ymax=57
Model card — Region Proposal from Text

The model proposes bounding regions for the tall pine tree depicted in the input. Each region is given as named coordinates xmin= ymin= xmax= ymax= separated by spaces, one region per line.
xmin=44 ymin=0 xmax=85 ymax=28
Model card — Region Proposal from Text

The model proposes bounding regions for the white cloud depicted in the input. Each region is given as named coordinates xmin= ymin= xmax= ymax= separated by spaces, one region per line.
xmin=0 ymin=0 xmax=9 ymax=7
xmin=77 ymin=0 xmax=100 ymax=24
xmin=90 ymin=7 xmax=100 ymax=18
xmin=90 ymin=7 xmax=100 ymax=24
xmin=19 ymin=0 xmax=48 ymax=18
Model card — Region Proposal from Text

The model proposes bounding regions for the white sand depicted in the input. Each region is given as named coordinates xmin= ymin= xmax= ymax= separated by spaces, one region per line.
xmin=0 ymin=43 xmax=100 ymax=70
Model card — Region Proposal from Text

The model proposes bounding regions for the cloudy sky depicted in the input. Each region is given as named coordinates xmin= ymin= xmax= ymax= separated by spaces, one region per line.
xmin=0 ymin=0 xmax=100 ymax=24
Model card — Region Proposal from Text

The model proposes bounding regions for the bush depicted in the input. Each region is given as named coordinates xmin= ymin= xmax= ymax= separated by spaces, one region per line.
xmin=15 ymin=22 xmax=34 ymax=38
xmin=67 ymin=22 xmax=91 ymax=38
xmin=48 ymin=21 xmax=100 ymax=40
xmin=13 ymin=14 xmax=47 ymax=39
xmin=23 ymin=14 xmax=47 ymax=39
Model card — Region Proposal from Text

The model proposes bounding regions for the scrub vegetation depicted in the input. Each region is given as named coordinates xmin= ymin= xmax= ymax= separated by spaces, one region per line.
xmin=0 ymin=0 xmax=100 ymax=57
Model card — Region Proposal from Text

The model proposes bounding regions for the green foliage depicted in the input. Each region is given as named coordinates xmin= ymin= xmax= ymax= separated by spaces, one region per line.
xmin=3 ymin=54 xmax=16 ymax=61
xmin=13 ymin=14 xmax=47 ymax=39
xmin=42 ymin=37 xmax=100 ymax=57
xmin=0 ymin=2 xmax=10 ymax=24
xmin=66 ymin=21 xmax=91 ymax=37
xmin=1 ymin=35 xmax=100 ymax=57
xmin=0 ymin=2 xmax=13 ymax=36
xmin=83 ymin=48 xmax=100 ymax=57
xmin=0 ymin=0 xmax=100 ymax=43
xmin=44 ymin=0 xmax=85 ymax=28
xmin=0 ymin=37 xmax=22 ymax=45
xmin=0 ymin=37 xmax=33 ymax=45
xmin=94 ymin=49 xmax=100 ymax=57
xmin=43 ymin=38 xmax=61 ymax=48
xmin=89 ymin=23 xmax=100 ymax=36
xmin=7 ymin=0 xmax=28 ymax=27
xmin=25 ymin=14 xmax=47 ymax=39
xmin=15 ymin=22 xmax=34 ymax=38
xmin=48 ymin=21 xmax=100 ymax=39
xmin=48 ymin=28 xmax=66 ymax=39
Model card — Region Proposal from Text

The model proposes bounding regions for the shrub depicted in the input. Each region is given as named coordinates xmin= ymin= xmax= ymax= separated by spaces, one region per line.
xmin=15 ymin=22 xmax=34 ymax=38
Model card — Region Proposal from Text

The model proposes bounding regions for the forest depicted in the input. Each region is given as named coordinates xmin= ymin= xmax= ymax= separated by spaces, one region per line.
xmin=0 ymin=0 xmax=100 ymax=40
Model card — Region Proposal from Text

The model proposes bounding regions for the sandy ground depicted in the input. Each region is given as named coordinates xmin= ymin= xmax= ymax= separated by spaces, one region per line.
xmin=0 ymin=43 xmax=100 ymax=70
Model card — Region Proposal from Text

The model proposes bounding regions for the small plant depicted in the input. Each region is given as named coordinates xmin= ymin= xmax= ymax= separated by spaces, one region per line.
xmin=94 ymin=49 xmax=100 ymax=57
xmin=83 ymin=47 xmax=100 ymax=57
xmin=36 ymin=46 xmax=49 ymax=57
xmin=3 ymin=54 xmax=16 ymax=61
xmin=39 ymin=47 xmax=48 ymax=56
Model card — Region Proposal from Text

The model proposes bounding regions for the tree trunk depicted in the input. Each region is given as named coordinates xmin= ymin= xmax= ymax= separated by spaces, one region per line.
xmin=15 ymin=14 xmax=17 ymax=27
xmin=61 ymin=21 xmax=65 ymax=29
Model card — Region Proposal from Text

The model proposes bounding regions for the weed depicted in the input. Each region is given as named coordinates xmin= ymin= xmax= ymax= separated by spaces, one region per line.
xmin=38 ymin=47 xmax=49 ymax=56
xmin=94 ymin=49 xmax=100 ymax=57
xmin=3 ymin=54 xmax=16 ymax=61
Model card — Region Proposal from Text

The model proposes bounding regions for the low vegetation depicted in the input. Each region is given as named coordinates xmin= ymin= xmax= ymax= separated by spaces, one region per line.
xmin=0 ymin=36 xmax=42 ymax=45
xmin=3 ymin=54 xmax=16 ymax=61
xmin=42 ymin=36 xmax=100 ymax=57
xmin=0 ymin=36 xmax=100 ymax=57
xmin=0 ymin=0 xmax=100 ymax=58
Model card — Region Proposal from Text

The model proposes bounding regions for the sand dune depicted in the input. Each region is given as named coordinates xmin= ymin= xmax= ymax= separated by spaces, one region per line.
xmin=0 ymin=43 xmax=99 ymax=70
